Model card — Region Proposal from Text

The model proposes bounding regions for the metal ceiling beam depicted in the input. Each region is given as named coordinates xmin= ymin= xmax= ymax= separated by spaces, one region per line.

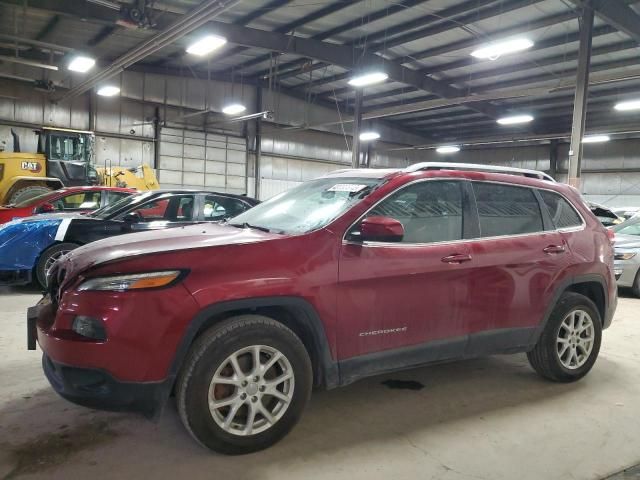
xmin=154 ymin=0 xmax=294 ymax=67
xmin=397 ymin=10 xmax=578 ymax=65
xmin=34 ymin=15 xmax=61 ymax=42
xmin=224 ymin=0 xmax=430 ymax=76
xmin=55 ymin=0 xmax=243 ymax=102
xmin=204 ymin=0 xmax=363 ymax=73
xmin=568 ymin=0 xmax=640 ymax=42
xmin=88 ymin=25 xmax=117 ymax=47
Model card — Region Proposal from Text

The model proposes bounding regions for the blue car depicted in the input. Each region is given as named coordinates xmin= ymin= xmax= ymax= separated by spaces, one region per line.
xmin=0 ymin=213 xmax=81 ymax=287
xmin=0 ymin=190 xmax=259 ymax=288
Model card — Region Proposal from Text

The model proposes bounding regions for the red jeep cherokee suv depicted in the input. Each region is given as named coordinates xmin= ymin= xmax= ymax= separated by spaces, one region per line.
xmin=28 ymin=163 xmax=617 ymax=454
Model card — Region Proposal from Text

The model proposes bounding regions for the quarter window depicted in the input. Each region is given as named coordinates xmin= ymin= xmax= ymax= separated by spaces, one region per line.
xmin=472 ymin=182 xmax=543 ymax=237
xmin=365 ymin=181 xmax=464 ymax=243
xmin=539 ymin=190 xmax=583 ymax=229
xmin=203 ymin=195 xmax=249 ymax=221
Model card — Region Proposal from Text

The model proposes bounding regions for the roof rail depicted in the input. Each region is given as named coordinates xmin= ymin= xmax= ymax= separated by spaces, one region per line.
xmin=404 ymin=162 xmax=555 ymax=182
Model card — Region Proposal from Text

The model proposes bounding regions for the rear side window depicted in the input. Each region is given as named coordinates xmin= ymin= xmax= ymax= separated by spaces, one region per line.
xmin=539 ymin=190 xmax=583 ymax=229
xmin=367 ymin=180 xmax=463 ymax=243
xmin=473 ymin=182 xmax=543 ymax=237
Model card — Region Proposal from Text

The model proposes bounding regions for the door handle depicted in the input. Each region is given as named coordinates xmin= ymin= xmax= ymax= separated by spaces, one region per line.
xmin=543 ymin=245 xmax=566 ymax=254
xmin=441 ymin=253 xmax=472 ymax=264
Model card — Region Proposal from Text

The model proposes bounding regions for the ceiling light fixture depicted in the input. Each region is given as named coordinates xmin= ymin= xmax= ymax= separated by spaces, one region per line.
xmin=582 ymin=135 xmax=611 ymax=143
xmin=97 ymin=85 xmax=120 ymax=97
xmin=497 ymin=114 xmax=534 ymax=125
xmin=186 ymin=34 xmax=227 ymax=56
xmin=221 ymin=103 xmax=246 ymax=115
xmin=436 ymin=145 xmax=460 ymax=154
xmin=614 ymin=99 xmax=640 ymax=111
xmin=348 ymin=71 xmax=388 ymax=87
xmin=471 ymin=37 xmax=534 ymax=60
xmin=359 ymin=131 xmax=380 ymax=141
xmin=68 ymin=55 xmax=96 ymax=73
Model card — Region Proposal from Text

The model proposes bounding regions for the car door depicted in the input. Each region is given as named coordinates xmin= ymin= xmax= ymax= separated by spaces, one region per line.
xmin=463 ymin=182 xmax=568 ymax=353
xmin=337 ymin=179 xmax=475 ymax=361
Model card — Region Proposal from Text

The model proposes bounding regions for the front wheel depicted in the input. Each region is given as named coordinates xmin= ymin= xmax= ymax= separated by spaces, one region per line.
xmin=35 ymin=243 xmax=78 ymax=288
xmin=176 ymin=315 xmax=312 ymax=454
xmin=527 ymin=292 xmax=602 ymax=382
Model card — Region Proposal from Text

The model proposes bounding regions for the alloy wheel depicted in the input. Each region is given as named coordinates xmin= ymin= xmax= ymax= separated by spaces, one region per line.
xmin=556 ymin=309 xmax=595 ymax=370
xmin=207 ymin=345 xmax=295 ymax=436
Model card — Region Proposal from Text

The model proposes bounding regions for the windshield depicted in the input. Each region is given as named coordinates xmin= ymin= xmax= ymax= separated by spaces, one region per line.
xmin=613 ymin=218 xmax=640 ymax=236
xmin=229 ymin=177 xmax=383 ymax=234
xmin=12 ymin=190 xmax=60 ymax=208
xmin=88 ymin=191 xmax=156 ymax=219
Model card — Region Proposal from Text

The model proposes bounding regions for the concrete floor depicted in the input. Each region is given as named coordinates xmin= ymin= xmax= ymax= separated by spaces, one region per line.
xmin=1 ymin=287 xmax=639 ymax=480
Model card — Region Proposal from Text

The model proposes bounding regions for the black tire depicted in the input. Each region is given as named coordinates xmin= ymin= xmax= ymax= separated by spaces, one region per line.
xmin=35 ymin=242 xmax=78 ymax=289
xmin=9 ymin=185 xmax=53 ymax=205
xmin=632 ymin=270 xmax=640 ymax=298
xmin=176 ymin=315 xmax=312 ymax=454
xmin=527 ymin=292 xmax=602 ymax=382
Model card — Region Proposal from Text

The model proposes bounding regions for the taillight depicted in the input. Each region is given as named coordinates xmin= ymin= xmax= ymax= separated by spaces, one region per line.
xmin=34 ymin=202 xmax=55 ymax=214
xmin=606 ymin=228 xmax=615 ymax=245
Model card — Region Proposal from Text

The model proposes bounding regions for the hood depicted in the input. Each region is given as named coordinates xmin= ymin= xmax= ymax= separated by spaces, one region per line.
xmin=614 ymin=233 xmax=640 ymax=249
xmin=63 ymin=222 xmax=286 ymax=276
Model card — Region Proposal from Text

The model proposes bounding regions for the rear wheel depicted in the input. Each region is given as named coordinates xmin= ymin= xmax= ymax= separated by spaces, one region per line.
xmin=9 ymin=185 xmax=53 ymax=205
xmin=35 ymin=243 xmax=78 ymax=288
xmin=527 ymin=292 xmax=602 ymax=382
xmin=176 ymin=315 xmax=312 ymax=454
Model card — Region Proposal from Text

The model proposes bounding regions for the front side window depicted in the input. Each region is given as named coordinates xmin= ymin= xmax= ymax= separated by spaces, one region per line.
xmin=364 ymin=180 xmax=464 ymax=243
xmin=230 ymin=177 xmax=382 ymax=234
xmin=539 ymin=190 xmax=582 ymax=229
xmin=115 ymin=195 xmax=196 ymax=222
xmin=54 ymin=191 xmax=101 ymax=211
xmin=473 ymin=182 xmax=543 ymax=237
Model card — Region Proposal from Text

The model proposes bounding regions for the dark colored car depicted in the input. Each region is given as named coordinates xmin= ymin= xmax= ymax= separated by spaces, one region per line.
xmin=588 ymin=202 xmax=623 ymax=228
xmin=29 ymin=163 xmax=616 ymax=454
xmin=2 ymin=189 xmax=258 ymax=287
xmin=0 ymin=186 xmax=134 ymax=224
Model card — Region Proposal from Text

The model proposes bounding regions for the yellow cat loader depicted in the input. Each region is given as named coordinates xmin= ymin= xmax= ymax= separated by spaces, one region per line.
xmin=0 ymin=127 xmax=159 ymax=205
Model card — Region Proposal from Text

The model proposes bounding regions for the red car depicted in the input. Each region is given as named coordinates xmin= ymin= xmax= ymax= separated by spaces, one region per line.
xmin=0 ymin=186 xmax=135 ymax=224
xmin=29 ymin=163 xmax=617 ymax=454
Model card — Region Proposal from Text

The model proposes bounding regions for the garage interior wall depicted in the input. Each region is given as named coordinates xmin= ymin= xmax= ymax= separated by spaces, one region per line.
xmin=0 ymin=67 xmax=639 ymax=205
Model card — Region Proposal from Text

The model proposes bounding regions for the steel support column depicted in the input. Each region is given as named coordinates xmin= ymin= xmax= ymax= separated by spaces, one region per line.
xmin=255 ymin=86 xmax=263 ymax=199
xmin=567 ymin=1 xmax=594 ymax=189
xmin=351 ymin=90 xmax=363 ymax=168
xmin=549 ymin=139 xmax=559 ymax=179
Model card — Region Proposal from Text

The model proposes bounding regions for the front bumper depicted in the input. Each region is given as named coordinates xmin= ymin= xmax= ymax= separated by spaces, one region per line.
xmin=614 ymin=259 xmax=640 ymax=288
xmin=42 ymin=353 xmax=166 ymax=417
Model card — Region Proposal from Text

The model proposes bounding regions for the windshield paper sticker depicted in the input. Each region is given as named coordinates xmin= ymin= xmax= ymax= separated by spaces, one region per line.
xmin=327 ymin=184 xmax=368 ymax=193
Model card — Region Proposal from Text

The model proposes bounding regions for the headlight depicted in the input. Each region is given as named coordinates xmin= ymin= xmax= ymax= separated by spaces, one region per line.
xmin=78 ymin=270 xmax=183 ymax=291
xmin=615 ymin=252 xmax=637 ymax=260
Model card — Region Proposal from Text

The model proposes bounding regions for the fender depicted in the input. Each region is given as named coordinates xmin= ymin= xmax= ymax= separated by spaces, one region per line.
xmin=154 ymin=296 xmax=340 ymax=415
xmin=529 ymin=273 xmax=612 ymax=345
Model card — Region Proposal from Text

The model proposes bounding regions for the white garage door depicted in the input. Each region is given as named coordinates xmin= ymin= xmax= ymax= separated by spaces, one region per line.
xmin=158 ymin=127 xmax=247 ymax=195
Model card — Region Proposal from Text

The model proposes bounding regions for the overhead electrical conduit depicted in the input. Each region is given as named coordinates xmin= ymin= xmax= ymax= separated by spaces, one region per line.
xmin=56 ymin=0 xmax=242 ymax=103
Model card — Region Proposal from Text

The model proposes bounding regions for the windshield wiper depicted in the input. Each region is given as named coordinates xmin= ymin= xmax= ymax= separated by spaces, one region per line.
xmin=229 ymin=222 xmax=272 ymax=233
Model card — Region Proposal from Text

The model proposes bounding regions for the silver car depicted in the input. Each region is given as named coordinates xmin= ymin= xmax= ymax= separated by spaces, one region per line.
xmin=612 ymin=217 xmax=640 ymax=296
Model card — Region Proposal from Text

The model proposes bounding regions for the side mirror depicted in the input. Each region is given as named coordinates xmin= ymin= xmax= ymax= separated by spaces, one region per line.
xmin=122 ymin=211 xmax=140 ymax=223
xmin=359 ymin=216 xmax=404 ymax=242
xmin=34 ymin=203 xmax=55 ymax=214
